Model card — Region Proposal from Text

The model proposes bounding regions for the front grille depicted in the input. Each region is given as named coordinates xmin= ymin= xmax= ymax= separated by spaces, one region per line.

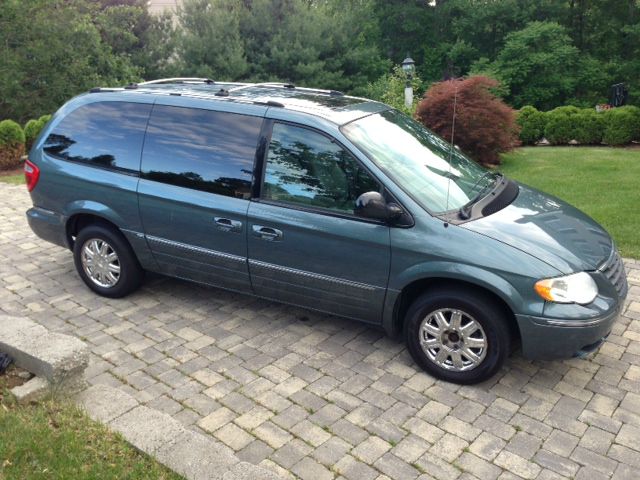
xmin=598 ymin=248 xmax=628 ymax=299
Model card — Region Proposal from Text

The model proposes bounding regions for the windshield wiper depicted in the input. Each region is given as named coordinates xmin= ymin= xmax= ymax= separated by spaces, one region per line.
xmin=467 ymin=171 xmax=500 ymax=197
xmin=459 ymin=172 xmax=503 ymax=220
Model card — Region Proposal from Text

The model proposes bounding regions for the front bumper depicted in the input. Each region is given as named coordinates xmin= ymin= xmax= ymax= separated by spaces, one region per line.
xmin=516 ymin=305 xmax=621 ymax=360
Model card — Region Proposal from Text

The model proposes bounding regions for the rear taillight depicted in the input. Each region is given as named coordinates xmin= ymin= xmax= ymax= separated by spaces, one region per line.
xmin=24 ymin=158 xmax=40 ymax=192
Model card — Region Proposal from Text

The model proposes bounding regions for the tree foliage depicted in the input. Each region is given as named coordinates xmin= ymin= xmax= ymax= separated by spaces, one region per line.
xmin=1 ymin=0 xmax=639 ymax=122
xmin=173 ymin=0 xmax=389 ymax=93
xmin=373 ymin=0 xmax=640 ymax=109
xmin=416 ymin=77 xmax=519 ymax=166
xmin=176 ymin=0 xmax=248 ymax=80
xmin=364 ymin=66 xmax=423 ymax=115
xmin=0 ymin=0 xmax=144 ymax=123
xmin=487 ymin=22 xmax=580 ymax=110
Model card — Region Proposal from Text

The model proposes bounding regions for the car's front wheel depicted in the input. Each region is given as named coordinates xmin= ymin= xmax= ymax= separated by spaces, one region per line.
xmin=73 ymin=224 xmax=143 ymax=298
xmin=405 ymin=287 xmax=511 ymax=384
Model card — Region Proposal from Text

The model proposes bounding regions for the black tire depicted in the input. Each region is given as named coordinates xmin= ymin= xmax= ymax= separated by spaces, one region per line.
xmin=405 ymin=287 xmax=511 ymax=385
xmin=73 ymin=224 xmax=143 ymax=298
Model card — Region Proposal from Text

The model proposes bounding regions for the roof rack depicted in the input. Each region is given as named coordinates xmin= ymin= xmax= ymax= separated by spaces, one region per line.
xmin=228 ymin=82 xmax=344 ymax=97
xmin=138 ymin=77 xmax=217 ymax=85
xmin=294 ymin=85 xmax=345 ymax=96
xmin=89 ymin=87 xmax=124 ymax=93
xmin=228 ymin=82 xmax=292 ymax=92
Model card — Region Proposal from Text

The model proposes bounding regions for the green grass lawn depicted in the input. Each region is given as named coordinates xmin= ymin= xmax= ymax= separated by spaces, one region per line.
xmin=0 ymin=173 xmax=24 ymax=185
xmin=0 ymin=375 xmax=182 ymax=480
xmin=500 ymin=146 xmax=640 ymax=259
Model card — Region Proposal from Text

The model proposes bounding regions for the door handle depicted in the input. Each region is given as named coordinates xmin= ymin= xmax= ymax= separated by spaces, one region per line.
xmin=252 ymin=225 xmax=283 ymax=241
xmin=214 ymin=217 xmax=242 ymax=233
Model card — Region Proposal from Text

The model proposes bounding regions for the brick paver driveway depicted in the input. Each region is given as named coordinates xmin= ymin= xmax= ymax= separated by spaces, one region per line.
xmin=2 ymin=183 xmax=640 ymax=480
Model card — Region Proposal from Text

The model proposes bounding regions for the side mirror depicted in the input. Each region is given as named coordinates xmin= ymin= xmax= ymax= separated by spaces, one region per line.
xmin=355 ymin=191 xmax=403 ymax=222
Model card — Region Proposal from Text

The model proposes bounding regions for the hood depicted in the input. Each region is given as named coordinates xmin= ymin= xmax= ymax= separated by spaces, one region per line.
xmin=462 ymin=183 xmax=612 ymax=274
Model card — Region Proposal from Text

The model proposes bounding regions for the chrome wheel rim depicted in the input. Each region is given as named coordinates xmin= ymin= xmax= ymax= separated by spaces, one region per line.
xmin=80 ymin=238 xmax=121 ymax=288
xmin=419 ymin=308 xmax=487 ymax=371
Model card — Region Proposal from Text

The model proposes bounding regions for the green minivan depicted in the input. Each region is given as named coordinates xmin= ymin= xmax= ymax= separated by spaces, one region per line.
xmin=25 ymin=79 xmax=627 ymax=384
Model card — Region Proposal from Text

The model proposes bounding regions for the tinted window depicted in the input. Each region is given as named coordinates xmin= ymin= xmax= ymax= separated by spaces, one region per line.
xmin=262 ymin=123 xmax=379 ymax=214
xmin=141 ymin=105 xmax=262 ymax=199
xmin=43 ymin=102 xmax=151 ymax=172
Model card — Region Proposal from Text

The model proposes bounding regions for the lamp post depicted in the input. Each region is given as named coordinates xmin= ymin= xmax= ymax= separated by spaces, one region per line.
xmin=401 ymin=55 xmax=416 ymax=109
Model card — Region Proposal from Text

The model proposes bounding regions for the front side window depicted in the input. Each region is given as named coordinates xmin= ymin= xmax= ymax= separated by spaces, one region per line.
xmin=141 ymin=105 xmax=262 ymax=199
xmin=342 ymin=109 xmax=500 ymax=214
xmin=43 ymin=101 xmax=151 ymax=172
xmin=262 ymin=123 xmax=379 ymax=214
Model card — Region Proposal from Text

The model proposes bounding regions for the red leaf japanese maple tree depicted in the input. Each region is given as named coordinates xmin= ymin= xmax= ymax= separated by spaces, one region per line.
xmin=415 ymin=76 xmax=520 ymax=166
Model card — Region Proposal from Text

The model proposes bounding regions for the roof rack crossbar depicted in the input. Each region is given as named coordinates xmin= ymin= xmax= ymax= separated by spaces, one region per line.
xmin=137 ymin=77 xmax=216 ymax=86
xmin=89 ymin=87 xmax=125 ymax=93
xmin=228 ymin=82 xmax=291 ymax=92
xmin=228 ymin=83 xmax=344 ymax=97
xmin=291 ymin=85 xmax=345 ymax=96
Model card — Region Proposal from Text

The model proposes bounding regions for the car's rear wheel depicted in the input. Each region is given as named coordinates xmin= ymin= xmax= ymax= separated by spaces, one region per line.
xmin=73 ymin=224 xmax=143 ymax=298
xmin=405 ymin=287 xmax=511 ymax=384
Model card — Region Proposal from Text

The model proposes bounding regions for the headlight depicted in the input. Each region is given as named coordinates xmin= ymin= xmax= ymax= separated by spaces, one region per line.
xmin=534 ymin=272 xmax=598 ymax=305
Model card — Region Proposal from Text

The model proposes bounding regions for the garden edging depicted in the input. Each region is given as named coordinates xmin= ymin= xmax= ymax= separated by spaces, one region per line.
xmin=0 ymin=314 xmax=284 ymax=480
xmin=77 ymin=384 xmax=285 ymax=480
xmin=0 ymin=315 xmax=88 ymax=402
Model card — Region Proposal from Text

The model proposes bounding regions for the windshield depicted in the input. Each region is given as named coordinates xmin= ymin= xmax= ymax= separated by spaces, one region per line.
xmin=341 ymin=109 xmax=499 ymax=214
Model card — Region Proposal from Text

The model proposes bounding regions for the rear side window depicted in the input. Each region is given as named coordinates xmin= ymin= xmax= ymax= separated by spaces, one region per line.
xmin=43 ymin=102 xmax=151 ymax=172
xmin=141 ymin=105 xmax=262 ymax=199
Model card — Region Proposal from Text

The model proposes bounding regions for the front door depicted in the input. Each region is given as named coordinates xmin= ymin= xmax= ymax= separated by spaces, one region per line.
xmin=138 ymin=104 xmax=264 ymax=293
xmin=248 ymin=122 xmax=391 ymax=322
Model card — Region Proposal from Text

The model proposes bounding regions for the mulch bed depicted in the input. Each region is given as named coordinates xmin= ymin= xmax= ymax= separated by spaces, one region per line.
xmin=0 ymin=167 xmax=22 ymax=177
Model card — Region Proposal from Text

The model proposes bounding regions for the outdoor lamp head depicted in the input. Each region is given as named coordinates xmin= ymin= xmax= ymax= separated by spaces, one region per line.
xmin=401 ymin=56 xmax=415 ymax=76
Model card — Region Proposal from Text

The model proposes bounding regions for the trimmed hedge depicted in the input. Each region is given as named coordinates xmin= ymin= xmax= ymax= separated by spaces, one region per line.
xmin=518 ymin=104 xmax=639 ymax=146
xmin=0 ymin=119 xmax=26 ymax=170
xmin=544 ymin=108 xmax=575 ymax=145
xmin=602 ymin=106 xmax=640 ymax=146
xmin=517 ymin=106 xmax=547 ymax=145
xmin=24 ymin=114 xmax=51 ymax=150
xmin=24 ymin=119 xmax=41 ymax=150
xmin=0 ymin=119 xmax=25 ymax=147
xmin=573 ymin=111 xmax=604 ymax=144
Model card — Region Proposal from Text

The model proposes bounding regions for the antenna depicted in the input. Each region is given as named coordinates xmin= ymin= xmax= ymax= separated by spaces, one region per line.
xmin=444 ymin=80 xmax=459 ymax=225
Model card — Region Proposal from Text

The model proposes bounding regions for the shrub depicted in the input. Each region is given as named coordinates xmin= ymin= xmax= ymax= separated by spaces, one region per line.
xmin=0 ymin=119 xmax=24 ymax=147
xmin=602 ymin=106 xmax=640 ymax=145
xmin=24 ymin=114 xmax=51 ymax=150
xmin=0 ymin=119 xmax=26 ymax=170
xmin=24 ymin=120 xmax=40 ymax=150
xmin=415 ymin=76 xmax=519 ymax=165
xmin=572 ymin=110 xmax=605 ymax=144
xmin=549 ymin=105 xmax=581 ymax=117
xmin=544 ymin=106 xmax=580 ymax=145
xmin=517 ymin=106 xmax=547 ymax=144
xmin=365 ymin=66 xmax=423 ymax=115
